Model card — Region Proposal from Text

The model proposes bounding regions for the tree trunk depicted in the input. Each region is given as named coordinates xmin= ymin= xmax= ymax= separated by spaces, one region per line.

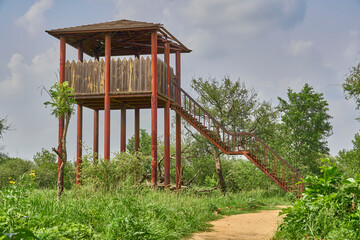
xmin=56 ymin=113 xmax=70 ymax=200
xmin=214 ymin=148 xmax=226 ymax=194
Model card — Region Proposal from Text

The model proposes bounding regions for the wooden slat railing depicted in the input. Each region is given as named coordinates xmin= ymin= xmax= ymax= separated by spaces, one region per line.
xmin=65 ymin=57 xmax=175 ymax=97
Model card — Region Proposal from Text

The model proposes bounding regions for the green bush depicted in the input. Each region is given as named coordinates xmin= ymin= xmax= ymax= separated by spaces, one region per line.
xmin=0 ymin=157 xmax=34 ymax=189
xmin=33 ymin=149 xmax=74 ymax=189
xmin=275 ymin=159 xmax=360 ymax=239
xmin=81 ymin=151 xmax=150 ymax=190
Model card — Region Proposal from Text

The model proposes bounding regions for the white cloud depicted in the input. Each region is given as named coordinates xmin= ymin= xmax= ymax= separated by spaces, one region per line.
xmin=0 ymin=54 xmax=26 ymax=96
xmin=288 ymin=39 xmax=313 ymax=56
xmin=0 ymin=43 xmax=59 ymax=97
xmin=179 ymin=0 xmax=307 ymax=34
xmin=112 ymin=0 xmax=308 ymax=57
xmin=15 ymin=0 xmax=53 ymax=36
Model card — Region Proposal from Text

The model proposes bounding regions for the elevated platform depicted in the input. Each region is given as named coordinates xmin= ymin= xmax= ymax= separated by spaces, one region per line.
xmin=75 ymin=92 xmax=172 ymax=110
xmin=65 ymin=56 xmax=175 ymax=110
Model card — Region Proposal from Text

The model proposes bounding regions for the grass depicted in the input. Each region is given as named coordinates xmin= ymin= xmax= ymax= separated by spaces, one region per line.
xmin=0 ymin=182 xmax=292 ymax=240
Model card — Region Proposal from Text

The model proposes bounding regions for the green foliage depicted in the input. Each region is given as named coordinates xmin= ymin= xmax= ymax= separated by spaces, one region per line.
xmin=44 ymin=81 xmax=76 ymax=118
xmin=223 ymin=159 xmax=279 ymax=192
xmin=32 ymin=149 xmax=74 ymax=189
xmin=343 ymin=62 xmax=360 ymax=113
xmin=0 ymin=171 xmax=37 ymax=236
xmin=0 ymin=173 xmax=290 ymax=240
xmin=275 ymin=159 xmax=360 ymax=239
xmin=277 ymin=83 xmax=333 ymax=175
xmin=191 ymin=77 xmax=273 ymax=132
xmin=81 ymin=152 xmax=150 ymax=190
xmin=127 ymin=129 xmax=151 ymax=156
xmin=0 ymin=158 xmax=34 ymax=189
xmin=337 ymin=133 xmax=360 ymax=176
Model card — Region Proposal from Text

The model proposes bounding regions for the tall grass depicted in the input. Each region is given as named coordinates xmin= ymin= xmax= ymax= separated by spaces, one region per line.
xmin=1 ymin=181 xmax=291 ymax=239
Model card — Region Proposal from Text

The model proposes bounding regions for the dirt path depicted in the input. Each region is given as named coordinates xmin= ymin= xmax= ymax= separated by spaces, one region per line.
xmin=189 ymin=207 xmax=286 ymax=240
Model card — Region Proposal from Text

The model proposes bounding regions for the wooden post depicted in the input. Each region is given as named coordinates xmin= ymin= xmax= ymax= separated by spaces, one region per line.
xmin=58 ymin=36 xmax=65 ymax=188
xmin=121 ymin=107 xmax=126 ymax=152
xmin=104 ymin=33 xmax=111 ymax=160
xmin=134 ymin=108 xmax=140 ymax=151
xmin=175 ymin=50 xmax=181 ymax=190
xmin=151 ymin=31 xmax=158 ymax=187
xmin=164 ymin=42 xmax=170 ymax=187
xmin=76 ymin=45 xmax=83 ymax=185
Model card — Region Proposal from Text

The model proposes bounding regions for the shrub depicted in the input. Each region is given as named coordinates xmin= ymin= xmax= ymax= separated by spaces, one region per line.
xmin=0 ymin=158 xmax=34 ymax=189
xmin=81 ymin=151 xmax=150 ymax=190
xmin=275 ymin=159 xmax=360 ymax=239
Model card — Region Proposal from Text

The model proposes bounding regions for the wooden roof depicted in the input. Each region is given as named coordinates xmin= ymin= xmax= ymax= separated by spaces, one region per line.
xmin=46 ymin=19 xmax=191 ymax=57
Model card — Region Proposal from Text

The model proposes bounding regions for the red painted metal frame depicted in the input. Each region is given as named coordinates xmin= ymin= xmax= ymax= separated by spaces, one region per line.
xmin=170 ymin=80 xmax=304 ymax=196
xmin=76 ymin=46 xmax=83 ymax=185
xmin=93 ymin=110 xmax=99 ymax=162
xmin=134 ymin=108 xmax=140 ymax=151
xmin=93 ymin=55 xmax=100 ymax=162
xmin=121 ymin=107 xmax=126 ymax=152
xmin=151 ymin=31 xmax=158 ymax=187
xmin=175 ymin=50 xmax=181 ymax=190
xmin=104 ymin=34 xmax=111 ymax=160
xmin=76 ymin=104 xmax=83 ymax=184
xmin=164 ymin=42 xmax=170 ymax=187
xmin=58 ymin=36 xmax=66 ymax=182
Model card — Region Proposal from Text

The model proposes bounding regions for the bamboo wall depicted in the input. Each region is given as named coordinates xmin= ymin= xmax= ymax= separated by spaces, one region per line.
xmin=65 ymin=57 xmax=175 ymax=99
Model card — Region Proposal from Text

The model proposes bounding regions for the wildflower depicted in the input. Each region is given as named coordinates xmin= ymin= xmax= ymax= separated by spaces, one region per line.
xmin=29 ymin=170 xmax=36 ymax=178
xmin=9 ymin=181 xmax=15 ymax=184
xmin=8 ymin=177 xmax=11 ymax=180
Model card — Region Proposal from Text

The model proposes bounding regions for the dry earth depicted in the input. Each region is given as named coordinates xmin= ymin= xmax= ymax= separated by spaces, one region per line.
xmin=189 ymin=206 xmax=287 ymax=240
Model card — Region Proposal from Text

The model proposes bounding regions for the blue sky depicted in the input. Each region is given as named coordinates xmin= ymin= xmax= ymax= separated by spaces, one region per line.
xmin=0 ymin=0 xmax=360 ymax=160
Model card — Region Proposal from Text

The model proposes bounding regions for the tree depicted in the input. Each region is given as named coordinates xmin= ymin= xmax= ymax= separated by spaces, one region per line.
xmin=337 ymin=133 xmax=360 ymax=176
xmin=0 ymin=117 xmax=10 ymax=152
xmin=44 ymin=82 xmax=76 ymax=199
xmin=343 ymin=62 xmax=360 ymax=117
xmin=127 ymin=129 xmax=151 ymax=156
xmin=187 ymin=77 xmax=277 ymax=193
xmin=277 ymin=83 xmax=333 ymax=175
xmin=0 ymin=117 xmax=10 ymax=139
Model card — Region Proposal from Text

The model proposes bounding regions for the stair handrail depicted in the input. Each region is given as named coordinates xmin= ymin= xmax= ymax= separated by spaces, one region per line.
xmin=171 ymin=80 xmax=303 ymax=180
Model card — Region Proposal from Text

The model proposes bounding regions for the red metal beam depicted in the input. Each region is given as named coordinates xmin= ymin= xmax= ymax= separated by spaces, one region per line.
xmin=93 ymin=109 xmax=99 ymax=162
xmin=76 ymin=104 xmax=83 ymax=184
xmin=121 ymin=107 xmax=126 ymax=152
xmin=76 ymin=46 xmax=83 ymax=185
xmin=151 ymin=31 xmax=158 ymax=187
xmin=104 ymin=33 xmax=111 ymax=160
xmin=134 ymin=108 xmax=140 ymax=151
xmin=58 ymin=36 xmax=66 ymax=186
xmin=175 ymin=50 xmax=181 ymax=190
xmin=164 ymin=42 xmax=170 ymax=187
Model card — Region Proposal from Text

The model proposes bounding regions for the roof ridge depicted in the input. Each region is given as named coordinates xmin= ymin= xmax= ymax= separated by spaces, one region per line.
xmin=46 ymin=19 xmax=162 ymax=33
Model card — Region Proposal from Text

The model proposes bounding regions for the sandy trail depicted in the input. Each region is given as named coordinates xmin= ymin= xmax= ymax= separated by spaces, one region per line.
xmin=189 ymin=207 xmax=286 ymax=240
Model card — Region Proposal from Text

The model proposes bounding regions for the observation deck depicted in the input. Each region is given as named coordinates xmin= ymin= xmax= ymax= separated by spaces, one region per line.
xmin=65 ymin=57 xmax=176 ymax=110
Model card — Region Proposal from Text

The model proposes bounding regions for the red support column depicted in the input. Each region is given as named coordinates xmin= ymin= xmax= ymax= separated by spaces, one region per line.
xmin=121 ymin=107 xmax=126 ymax=152
xmin=175 ymin=50 xmax=181 ymax=190
xmin=76 ymin=45 xmax=83 ymax=185
xmin=134 ymin=108 xmax=140 ymax=151
xmin=76 ymin=104 xmax=83 ymax=184
xmin=58 ymin=36 xmax=66 ymax=184
xmin=94 ymin=55 xmax=99 ymax=162
xmin=104 ymin=34 xmax=111 ymax=160
xmin=164 ymin=42 xmax=170 ymax=187
xmin=93 ymin=109 xmax=99 ymax=162
xmin=151 ymin=31 xmax=158 ymax=187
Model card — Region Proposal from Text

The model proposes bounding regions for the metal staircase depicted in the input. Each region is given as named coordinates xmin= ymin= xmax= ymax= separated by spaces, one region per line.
xmin=170 ymin=82 xmax=303 ymax=196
